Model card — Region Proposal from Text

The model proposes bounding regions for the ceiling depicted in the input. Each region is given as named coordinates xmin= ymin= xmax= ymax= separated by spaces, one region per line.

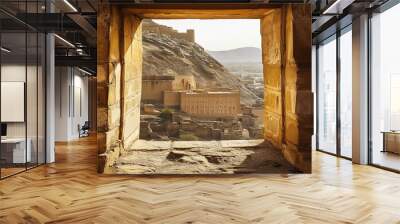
xmin=0 ymin=0 xmax=393 ymax=74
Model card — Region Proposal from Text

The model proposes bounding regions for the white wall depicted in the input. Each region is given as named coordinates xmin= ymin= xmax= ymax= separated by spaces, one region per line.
xmin=55 ymin=67 xmax=89 ymax=141
xmin=1 ymin=65 xmax=27 ymax=140
xmin=1 ymin=65 xmax=41 ymax=137
xmin=1 ymin=63 xmax=46 ymax=164
xmin=55 ymin=67 xmax=70 ymax=141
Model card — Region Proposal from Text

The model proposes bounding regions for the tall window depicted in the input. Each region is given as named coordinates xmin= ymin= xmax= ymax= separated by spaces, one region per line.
xmin=0 ymin=1 xmax=47 ymax=179
xmin=370 ymin=3 xmax=400 ymax=171
xmin=339 ymin=28 xmax=352 ymax=158
xmin=317 ymin=36 xmax=337 ymax=154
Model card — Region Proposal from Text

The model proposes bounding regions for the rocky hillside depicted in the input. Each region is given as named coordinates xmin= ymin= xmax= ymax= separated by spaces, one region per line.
xmin=142 ymin=20 xmax=260 ymax=105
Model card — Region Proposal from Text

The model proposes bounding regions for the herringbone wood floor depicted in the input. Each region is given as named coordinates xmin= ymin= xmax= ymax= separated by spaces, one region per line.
xmin=1 ymin=136 xmax=400 ymax=224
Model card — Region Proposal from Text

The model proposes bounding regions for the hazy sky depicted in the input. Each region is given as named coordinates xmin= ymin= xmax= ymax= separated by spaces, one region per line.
xmin=153 ymin=19 xmax=261 ymax=51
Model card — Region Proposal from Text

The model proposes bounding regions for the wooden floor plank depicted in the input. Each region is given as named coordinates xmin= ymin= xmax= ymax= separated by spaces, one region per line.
xmin=0 ymin=136 xmax=399 ymax=223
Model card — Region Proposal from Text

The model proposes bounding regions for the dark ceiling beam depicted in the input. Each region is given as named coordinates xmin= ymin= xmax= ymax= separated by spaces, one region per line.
xmin=0 ymin=8 xmax=38 ymax=31
xmin=12 ymin=13 xmax=84 ymax=32
xmin=55 ymin=55 xmax=96 ymax=68
xmin=86 ymin=0 xmax=98 ymax=12
xmin=322 ymin=0 xmax=355 ymax=14
xmin=312 ymin=15 xmax=335 ymax=33
xmin=67 ymin=13 xmax=97 ymax=39
xmin=0 ymin=18 xmax=27 ymax=31
xmin=2 ymin=12 xmax=96 ymax=47
xmin=311 ymin=0 xmax=385 ymax=43
xmin=312 ymin=14 xmax=352 ymax=44
xmin=56 ymin=47 xmax=96 ymax=57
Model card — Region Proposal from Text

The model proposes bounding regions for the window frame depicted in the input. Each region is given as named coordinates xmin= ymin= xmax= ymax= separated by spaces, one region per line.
xmin=315 ymin=24 xmax=353 ymax=160
xmin=367 ymin=0 xmax=400 ymax=173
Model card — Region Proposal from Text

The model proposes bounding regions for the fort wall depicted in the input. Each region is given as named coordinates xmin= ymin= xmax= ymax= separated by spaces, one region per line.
xmin=163 ymin=91 xmax=181 ymax=107
xmin=181 ymin=91 xmax=240 ymax=118
xmin=142 ymin=76 xmax=174 ymax=104
xmin=172 ymin=75 xmax=196 ymax=90
xmin=143 ymin=20 xmax=195 ymax=43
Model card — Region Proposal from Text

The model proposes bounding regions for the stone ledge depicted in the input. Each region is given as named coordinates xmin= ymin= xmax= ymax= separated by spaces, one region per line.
xmin=127 ymin=139 xmax=266 ymax=151
xmin=115 ymin=139 xmax=298 ymax=175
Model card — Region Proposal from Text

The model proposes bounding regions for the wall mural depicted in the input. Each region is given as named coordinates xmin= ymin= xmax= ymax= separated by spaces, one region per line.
xmin=97 ymin=4 xmax=312 ymax=175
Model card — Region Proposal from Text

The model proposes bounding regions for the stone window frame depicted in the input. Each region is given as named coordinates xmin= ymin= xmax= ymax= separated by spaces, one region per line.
xmin=97 ymin=3 xmax=313 ymax=173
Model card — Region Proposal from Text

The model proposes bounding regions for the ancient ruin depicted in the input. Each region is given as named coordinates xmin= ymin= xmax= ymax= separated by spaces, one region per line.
xmin=138 ymin=20 xmax=264 ymax=141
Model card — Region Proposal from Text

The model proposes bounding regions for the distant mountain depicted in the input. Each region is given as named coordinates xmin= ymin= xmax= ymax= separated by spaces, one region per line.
xmin=207 ymin=47 xmax=262 ymax=64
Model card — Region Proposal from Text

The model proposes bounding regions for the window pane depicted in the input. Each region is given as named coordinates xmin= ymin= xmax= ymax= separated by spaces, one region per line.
xmin=318 ymin=37 xmax=337 ymax=154
xmin=38 ymin=33 xmax=45 ymax=165
xmin=27 ymin=31 xmax=38 ymax=169
xmin=340 ymin=29 xmax=352 ymax=158
xmin=1 ymin=31 xmax=28 ymax=177
xmin=371 ymin=3 xmax=400 ymax=171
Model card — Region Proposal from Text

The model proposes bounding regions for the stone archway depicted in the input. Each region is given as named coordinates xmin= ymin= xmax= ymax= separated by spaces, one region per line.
xmin=97 ymin=3 xmax=312 ymax=173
